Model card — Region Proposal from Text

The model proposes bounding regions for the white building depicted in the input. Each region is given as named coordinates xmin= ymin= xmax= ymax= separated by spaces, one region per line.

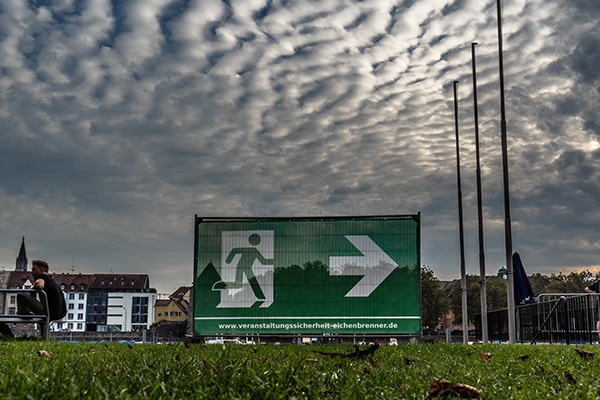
xmin=53 ymin=273 xmax=155 ymax=333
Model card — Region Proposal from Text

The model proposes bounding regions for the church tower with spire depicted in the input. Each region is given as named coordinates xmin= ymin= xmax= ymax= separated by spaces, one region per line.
xmin=15 ymin=237 xmax=28 ymax=271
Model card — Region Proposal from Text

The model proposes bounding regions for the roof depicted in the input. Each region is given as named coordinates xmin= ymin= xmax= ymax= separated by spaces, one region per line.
xmin=155 ymin=299 xmax=171 ymax=307
xmin=439 ymin=279 xmax=461 ymax=296
xmin=89 ymin=274 xmax=149 ymax=291
xmin=51 ymin=273 xmax=95 ymax=291
xmin=170 ymin=286 xmax=191 ymax=301
xmin=6 ymin=271 xmax=33 ymax=288
xmin=15 ymin=237 xmax=27 ymax=271
xmin=158 ymin=298 xmax=187 ymax=312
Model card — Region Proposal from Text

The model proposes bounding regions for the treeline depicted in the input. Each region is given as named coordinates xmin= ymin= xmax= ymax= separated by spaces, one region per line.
xmin=421 ymin=266 xmax=600 ymax=329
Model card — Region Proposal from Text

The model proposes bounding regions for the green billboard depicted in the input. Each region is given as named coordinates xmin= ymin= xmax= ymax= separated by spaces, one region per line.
xmin=193 ymin=215 xmax=420 ymax=335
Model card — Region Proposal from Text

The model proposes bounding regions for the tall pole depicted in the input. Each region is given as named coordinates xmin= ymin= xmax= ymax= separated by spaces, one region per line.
xmin=496 ymin=0 xmax=515 ymax=343
xmin=471 ymin=42 xmax=488 ymax=344
xmin=453 ymin=81 xmax=469 ymax=344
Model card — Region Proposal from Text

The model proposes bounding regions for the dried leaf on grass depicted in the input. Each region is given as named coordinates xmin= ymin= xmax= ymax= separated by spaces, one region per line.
xmin=479 ymin=352 xmax=492 ymax=360
xmin=313 ymin=344 xmax=379 ymax=359
xmin=574 ymin=348 xmax=594 ymax=359
xmin=536 ymin=365 xmax=545 ymax=374
xmin=37 ymin=349 xmax=53 ymax=357
xmin=427 ymin=378 xmax=481 ymax=399
xmin=349 ymin=343 xmax=380 ymax=358
xmin=564 ymin=370 xmax=576 ymax=384
xmin=506 ymin=355 xmax=530 ymax=364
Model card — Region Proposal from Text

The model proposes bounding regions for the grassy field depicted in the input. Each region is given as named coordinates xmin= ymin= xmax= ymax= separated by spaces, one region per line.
xmin=0 ymin=340 xmax=599 ymax=399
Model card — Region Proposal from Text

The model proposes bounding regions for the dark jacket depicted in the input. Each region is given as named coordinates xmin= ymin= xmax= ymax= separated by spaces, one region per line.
xmin=36 ymin=274 xmax=67 ymax=321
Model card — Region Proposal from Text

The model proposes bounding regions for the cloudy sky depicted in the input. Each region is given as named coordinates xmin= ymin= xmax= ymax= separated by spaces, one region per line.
xmin=0 ymin=0 xmax=599 ymax=295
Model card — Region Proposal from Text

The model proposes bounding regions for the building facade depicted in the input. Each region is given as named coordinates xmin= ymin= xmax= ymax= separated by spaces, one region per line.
xmin=52 ymin=273 xmax=94 ymax=332
xmin=1 ymin=238 xmax=186 ymax=336
xmin=56 ymin=273 xmax=156 ymax=333
xmin=154 ymin=286 xmax=190 ymax=323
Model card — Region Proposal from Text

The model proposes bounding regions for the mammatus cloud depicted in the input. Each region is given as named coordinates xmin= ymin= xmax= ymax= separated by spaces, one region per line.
xmin=0 ymin=0 xmax=599 ymax=293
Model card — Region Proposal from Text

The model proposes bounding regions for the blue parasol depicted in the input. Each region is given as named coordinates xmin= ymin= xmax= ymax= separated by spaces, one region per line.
xmin=513 ymin=252 xmax=535 ymax=304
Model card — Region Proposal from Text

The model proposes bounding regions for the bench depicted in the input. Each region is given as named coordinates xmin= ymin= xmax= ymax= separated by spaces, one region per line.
xmin=0 ymin=289 xmax=51 ymax=340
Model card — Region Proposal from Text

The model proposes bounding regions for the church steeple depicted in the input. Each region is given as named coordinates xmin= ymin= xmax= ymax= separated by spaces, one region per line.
xmin=15 ymin=237 xmax=28 ymax=271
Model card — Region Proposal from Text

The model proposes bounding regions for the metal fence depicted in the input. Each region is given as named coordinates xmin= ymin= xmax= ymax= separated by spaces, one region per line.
xmin=476 ymin=293 xmax=600 ymax=344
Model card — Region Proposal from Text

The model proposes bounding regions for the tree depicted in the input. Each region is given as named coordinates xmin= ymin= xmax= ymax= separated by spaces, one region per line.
xmin=420 ymin=266 xmax=450 ymax=330
xmin=450 ymin=275 xmax=507 ymax=326
xmin=486 ymin=276 xmax=508 ymax=310
xmin=419 ymin=267 xmax=600 ymax=330
xmin=528 ymin=273 xmax=551 ymax=297
xmin=542 ymin=271 xmax=597 ymax=294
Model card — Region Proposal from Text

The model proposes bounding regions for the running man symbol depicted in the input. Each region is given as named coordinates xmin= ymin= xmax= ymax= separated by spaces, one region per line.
xmin=212 ymin=230 xmax=274 ymax=308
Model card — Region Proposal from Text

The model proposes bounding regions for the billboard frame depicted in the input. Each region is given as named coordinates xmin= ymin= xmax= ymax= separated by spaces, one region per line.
xmin=191 ymin=214 xmax=421 ymax=342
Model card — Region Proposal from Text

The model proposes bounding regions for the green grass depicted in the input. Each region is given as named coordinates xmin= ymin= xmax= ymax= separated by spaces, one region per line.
xmin=0 ymin=341 xmax=599 ymax=399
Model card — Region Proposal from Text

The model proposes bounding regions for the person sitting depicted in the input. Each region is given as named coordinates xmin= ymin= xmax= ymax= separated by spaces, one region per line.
xmin=0 ymin=259 xmax=67 ymax=338
xmin=17 ymin=259 xmax=67 ymax=337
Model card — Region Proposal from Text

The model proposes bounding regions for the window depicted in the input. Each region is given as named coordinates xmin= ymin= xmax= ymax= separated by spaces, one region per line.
xmin=132 ymin=315 xmax=148 ymax=324
xmin=131 ymin=297 xmax=149 ymax=326
xmin=78 ymin=304 xmax=84 ymax=310
xmin=77 ymin=323 xmax=83 ymax=330
xmin=77 ymin=313 xmax=83 ymax=320
xmin=68 ymin=313 xmax=74 ymax=320
xmin=68 ymin=323 xmax=73 ymax=329
xmin=132 ymin=297 xmax=149 ymax=314
xmin=8 ymin=307 xmax=15 ymax=315
xmin=10 ymin=296 xmax=16 ymax=304
xmin=68 ymin=304 xmax=74 ymax=310
xmin=79 ymin=293 xmax=85 ymax=300
xmin=69 ymin=293 xmax=75 ymax=300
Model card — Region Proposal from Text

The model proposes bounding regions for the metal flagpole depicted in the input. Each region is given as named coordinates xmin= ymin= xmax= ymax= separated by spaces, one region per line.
xmin=471 ymin=42 xmax=488 ymax=344
xmin=496 ymin=0 xmax=515 ymax=343
xmin=453 ymin=80 xmax=469 ymax=344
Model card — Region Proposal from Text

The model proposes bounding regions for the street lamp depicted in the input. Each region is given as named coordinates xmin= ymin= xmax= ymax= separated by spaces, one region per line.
xmin=497 ymin=267 xmax=507 ymax=279
xmin=122 ymin=306 xmax=128 ymax=332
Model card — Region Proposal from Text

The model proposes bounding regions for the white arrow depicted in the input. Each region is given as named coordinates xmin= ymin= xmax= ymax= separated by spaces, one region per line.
xmin=329 ymin=235 xmax=397 ymax=297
